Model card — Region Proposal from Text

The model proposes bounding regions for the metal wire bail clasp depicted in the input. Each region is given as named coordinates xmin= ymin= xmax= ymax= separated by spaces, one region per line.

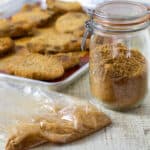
xmin=81 ymin=10 xmax=94 ymax=51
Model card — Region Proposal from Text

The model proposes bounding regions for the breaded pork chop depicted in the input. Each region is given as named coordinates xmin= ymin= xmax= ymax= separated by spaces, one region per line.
xmin=14 ymin=37 xmax=32 ymax=47
xmin=27 ymin=28 xmax=82 ymax=54
xmin=11 ymin=7 xmax=54 ymax=28
xmin=53 ymin=51 xmax=88 ymax=70
xmin=46 ymin=0 xmax=83 ymax=13
xmin=0 ymin=47 xmax=31 ymax=72
xmin=55 ymin=12 xmax=88 ymax=37
xmin=0 ymin=19 xmax=35 ymax=38
xmin=0 ymin=37 xmax=14 ymax=56
xmin=0 ymin=19 xmax=10 ymax=37
xmin=7 ymin=53 xmax=64 ymax=81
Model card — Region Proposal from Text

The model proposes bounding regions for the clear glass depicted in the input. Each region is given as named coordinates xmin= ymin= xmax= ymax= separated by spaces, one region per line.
xmin=89 ymin=27 xmax=150 ymax=111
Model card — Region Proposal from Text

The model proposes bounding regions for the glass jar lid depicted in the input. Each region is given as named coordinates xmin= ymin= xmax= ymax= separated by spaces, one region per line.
xmin=93 ymin=1 xmax=149 ymax=26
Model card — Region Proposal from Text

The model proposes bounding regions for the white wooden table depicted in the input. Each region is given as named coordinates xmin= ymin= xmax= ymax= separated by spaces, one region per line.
xmin=29 ymin=73 xmax=150 ymax=150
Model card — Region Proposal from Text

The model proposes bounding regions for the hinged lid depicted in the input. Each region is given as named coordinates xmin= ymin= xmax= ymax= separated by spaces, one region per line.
xmin=93 ymin=1 xmax=149 ymax=26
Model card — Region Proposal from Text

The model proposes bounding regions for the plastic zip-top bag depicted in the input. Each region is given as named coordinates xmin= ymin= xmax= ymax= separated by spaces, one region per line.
xmin=0 ymin=81 xmax=111 ymax=150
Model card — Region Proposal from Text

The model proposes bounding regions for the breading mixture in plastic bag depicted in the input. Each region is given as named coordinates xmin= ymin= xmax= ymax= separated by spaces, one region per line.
xmin=0 ymin=81 xmax=111 ymax=150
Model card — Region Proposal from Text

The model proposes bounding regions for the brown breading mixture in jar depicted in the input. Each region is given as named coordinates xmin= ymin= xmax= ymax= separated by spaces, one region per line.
xmin=90 ymin=43 xmax=148 ymax=111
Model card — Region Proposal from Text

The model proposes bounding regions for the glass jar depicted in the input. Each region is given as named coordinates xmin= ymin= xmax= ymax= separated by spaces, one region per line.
xmin=82 ymin=1 xmax=150 ymax=111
